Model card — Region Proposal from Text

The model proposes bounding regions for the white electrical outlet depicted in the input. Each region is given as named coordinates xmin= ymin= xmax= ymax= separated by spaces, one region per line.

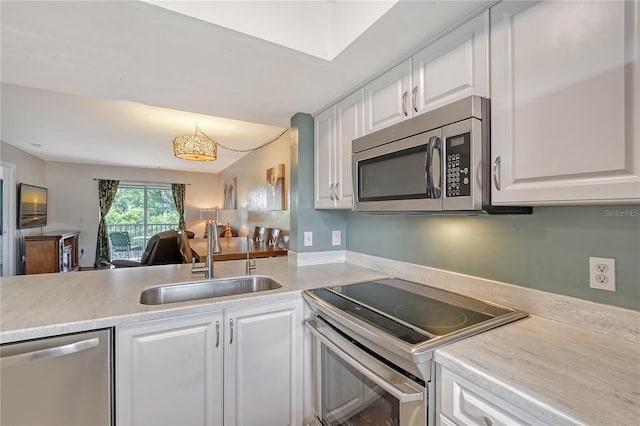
xmin=304 ymin=232 xmax=313 ymax=247
xmin=589 ymin=257 xmax=616 ymax=291
xmin=332 ymin=230 xmax=341 ymax=246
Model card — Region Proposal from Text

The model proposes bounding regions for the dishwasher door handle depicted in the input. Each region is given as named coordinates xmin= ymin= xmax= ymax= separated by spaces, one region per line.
xmin=1 ymin=337 xmax=100 ymax=368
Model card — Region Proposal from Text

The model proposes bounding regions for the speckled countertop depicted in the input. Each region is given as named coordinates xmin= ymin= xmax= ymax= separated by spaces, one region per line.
xmin=434 ymin=315 xmax=640 ymax=425
xmin=1 ymin=256 xmax=638 ymax=425
xmin=0 ymin=257 xmax=386 ymax=344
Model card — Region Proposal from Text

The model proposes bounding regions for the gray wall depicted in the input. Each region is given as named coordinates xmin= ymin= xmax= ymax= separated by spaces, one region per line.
xmin=346 ymin=206 xmax=640 ymax=311
xmin=290 ymin=113 xmax=347 ymax=253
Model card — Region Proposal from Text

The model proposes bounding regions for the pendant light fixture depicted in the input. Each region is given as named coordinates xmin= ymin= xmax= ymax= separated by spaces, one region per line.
xmin=173 ymin=123 xmax=217 ymax=161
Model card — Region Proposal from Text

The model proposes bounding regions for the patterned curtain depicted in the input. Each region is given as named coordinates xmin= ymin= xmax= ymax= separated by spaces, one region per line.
xmin=94 ymin=179 xmax=119 ymax=267
xmin=171 ymin=183 xmax=186 ymax=230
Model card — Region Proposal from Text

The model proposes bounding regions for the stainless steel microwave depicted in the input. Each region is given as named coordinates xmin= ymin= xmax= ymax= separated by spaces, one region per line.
xmin=352 ymin=96 xmax=530 ymax=214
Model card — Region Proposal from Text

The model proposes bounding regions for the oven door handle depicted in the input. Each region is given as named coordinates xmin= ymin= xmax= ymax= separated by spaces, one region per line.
xmin=306 ymin=319 xmax=423 ymax=403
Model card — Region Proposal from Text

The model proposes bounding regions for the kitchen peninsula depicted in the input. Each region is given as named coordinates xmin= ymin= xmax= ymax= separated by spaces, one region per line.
xmin=1 ymin=255 xmax=638 ymax=425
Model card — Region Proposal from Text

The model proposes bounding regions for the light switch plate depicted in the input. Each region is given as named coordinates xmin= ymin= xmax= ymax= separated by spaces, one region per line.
xmin=304 ymin=232 xmax=313 ymax=247
xmin=332 ymin=230 xmax=341 ymax=246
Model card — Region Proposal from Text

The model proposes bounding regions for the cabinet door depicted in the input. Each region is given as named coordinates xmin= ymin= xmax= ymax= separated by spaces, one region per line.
xmin=334 ymin=90 xmax=363 ymax=208
xmin=116 ymin=312 xmax=224 ymax=426
xmin=314 ymin=106 xmax=336 ymax=208
xmin=490 ymin=0 xmax=640 ymax=205
xmin=224 ymin=299 xmax=303 ymax=426
xmin=412 ymin=11 xmax=489 ymax=114
xmin=25 ymin=239 xmax=59 ymax=274
xmin=364 ymin=58 xmax=413 ymax=134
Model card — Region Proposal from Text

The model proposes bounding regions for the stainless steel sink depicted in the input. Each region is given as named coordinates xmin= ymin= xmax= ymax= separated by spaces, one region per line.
xmin=140 ymin=275 xmax=283 ymax=305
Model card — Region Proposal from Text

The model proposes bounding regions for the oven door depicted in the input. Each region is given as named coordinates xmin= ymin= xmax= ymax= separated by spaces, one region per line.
xmin=307 ymin=317 xmax=427 ymax=426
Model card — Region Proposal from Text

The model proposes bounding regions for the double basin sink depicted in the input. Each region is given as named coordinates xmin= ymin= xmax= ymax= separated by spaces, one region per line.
xmin=140 ymin=275 xmax=282 ymax=305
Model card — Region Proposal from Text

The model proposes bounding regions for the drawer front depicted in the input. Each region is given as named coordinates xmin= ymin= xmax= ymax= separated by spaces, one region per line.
xmin=438 ymin=367 xmax=538 ymax=426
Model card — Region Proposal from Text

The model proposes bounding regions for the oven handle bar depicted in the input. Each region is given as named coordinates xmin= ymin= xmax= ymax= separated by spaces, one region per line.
xmin=306 ymin=319 xmax=423 ymax=403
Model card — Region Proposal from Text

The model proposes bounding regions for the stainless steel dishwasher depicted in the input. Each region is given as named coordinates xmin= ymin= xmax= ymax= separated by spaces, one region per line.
xmin=1 ymin=328 xmax=112 ymax=426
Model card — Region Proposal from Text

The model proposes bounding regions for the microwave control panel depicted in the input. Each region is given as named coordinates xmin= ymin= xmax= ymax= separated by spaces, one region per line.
xmin=445 ymin=132 xmax=471 ymax=198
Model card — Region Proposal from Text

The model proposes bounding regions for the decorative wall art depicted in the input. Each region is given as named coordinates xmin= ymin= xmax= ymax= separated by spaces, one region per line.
xmin=266 ymin=164 xmax=285 ymax=210
xmin=223 ymin=177 xmax=237 ymax=210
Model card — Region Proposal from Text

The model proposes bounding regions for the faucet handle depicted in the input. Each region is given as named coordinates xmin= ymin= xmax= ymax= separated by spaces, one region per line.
xmin=246 ymin=258 xmax=257 ymax=275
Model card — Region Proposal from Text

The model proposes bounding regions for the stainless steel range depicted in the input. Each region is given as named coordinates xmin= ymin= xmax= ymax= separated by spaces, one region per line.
xmin=303 ymin=278 xmax=527 ymax=426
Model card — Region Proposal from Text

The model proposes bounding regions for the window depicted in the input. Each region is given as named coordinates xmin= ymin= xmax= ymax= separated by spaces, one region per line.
xmin=106 ymin=184 xmax=179 ymax=248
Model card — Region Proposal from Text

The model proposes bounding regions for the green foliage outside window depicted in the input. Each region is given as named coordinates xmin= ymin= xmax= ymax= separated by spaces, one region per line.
xmin=106 ymin=185 xmax=179 ymax=226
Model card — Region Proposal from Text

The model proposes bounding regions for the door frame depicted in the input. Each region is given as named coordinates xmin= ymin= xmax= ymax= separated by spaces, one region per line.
xmin=1 ymin=162 xmax=16 ymax=276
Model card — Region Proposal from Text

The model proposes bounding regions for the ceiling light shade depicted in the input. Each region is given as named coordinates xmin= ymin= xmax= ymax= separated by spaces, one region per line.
xmin=173 ymin=125 xmax=217 ymax=161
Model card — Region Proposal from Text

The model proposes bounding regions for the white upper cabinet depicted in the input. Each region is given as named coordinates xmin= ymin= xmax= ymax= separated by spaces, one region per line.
xmin=364 ymin=59 xmax=413 ymax=134
xmin=490 ymin=0 xmax=640 ymax=205
xmin=363 ymin=12 xmax=489 ymax=135
xmin=314 ymin=106 xmax=336 ymax=209
xmin=315 ymin=90 xmax=362 ymax=209
xmin=412 ymin=11 xmax=489 ymax=114
xmin=334 ymin=91 xmax=362 ymax=208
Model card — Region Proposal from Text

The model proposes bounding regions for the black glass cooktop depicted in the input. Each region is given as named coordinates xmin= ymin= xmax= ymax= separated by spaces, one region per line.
xmin=309 ymin=279 xmax=494 ymax=344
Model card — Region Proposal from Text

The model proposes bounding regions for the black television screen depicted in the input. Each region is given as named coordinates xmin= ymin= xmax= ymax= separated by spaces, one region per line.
xmin=18 ymin=183 xmax=47 ymax=229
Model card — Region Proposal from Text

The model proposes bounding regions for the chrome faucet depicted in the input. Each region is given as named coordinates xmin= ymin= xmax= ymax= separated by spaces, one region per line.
xmin=192 ymin=221 xmax=222 ymax=279
xmin=246 ymin=234 xmax=257 ymax=275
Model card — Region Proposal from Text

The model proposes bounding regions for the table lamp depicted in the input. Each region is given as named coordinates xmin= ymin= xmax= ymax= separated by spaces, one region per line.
xmin=199 ymin=210 xmax=217 ymax=238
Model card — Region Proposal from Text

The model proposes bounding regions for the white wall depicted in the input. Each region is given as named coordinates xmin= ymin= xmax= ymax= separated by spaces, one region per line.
xmin=45 ymin=161 xmax=219 ymax=268
xmin=1 ymin=142 xmax=47 ymax=214
xmin=217 ymin=130 xmax=290 ymax=237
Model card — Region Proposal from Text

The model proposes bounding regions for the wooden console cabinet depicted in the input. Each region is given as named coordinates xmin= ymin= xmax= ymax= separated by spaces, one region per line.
xmin=24 ymin=231 xmax=80 ymax=274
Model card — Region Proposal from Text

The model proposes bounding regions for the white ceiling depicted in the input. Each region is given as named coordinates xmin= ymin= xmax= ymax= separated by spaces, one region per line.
xmin=0 ymin=0 xmax=490 ymax=173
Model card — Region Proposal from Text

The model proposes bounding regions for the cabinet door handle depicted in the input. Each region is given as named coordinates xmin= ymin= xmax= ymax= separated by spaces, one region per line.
xmin=402 ymin=91 xmax=408 ymax=116
xmin=329 ymin=184 xmax=335 ymax=201
xmin=335 ymin=182 xmax=340 ymax=200
xmin=493 ymin=156 xmax=502 ymax=191
xmin=482 ymin=416 xmax=493 ymax=426
xmin=229 ymin=319 xmax=234 ymax=344
xmin=215 ymin=321 xmax=220 ymax=348
xmin=412 ymin=86 xmax=418 ymax=112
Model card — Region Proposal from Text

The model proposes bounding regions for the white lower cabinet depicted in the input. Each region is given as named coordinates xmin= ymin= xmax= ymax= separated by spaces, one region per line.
xmin=224 ymin=299 xmax=303 ymax=426
xmin=436 ymin=365 xmax=540 ymax=426
xmin=116 ymin=298 xmax=303 ymax=426
xmin=116 ymin=311 xmax=224 ymax=426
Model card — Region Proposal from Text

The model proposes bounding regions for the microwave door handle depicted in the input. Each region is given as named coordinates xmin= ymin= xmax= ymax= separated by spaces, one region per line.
xmin=425 ymin=137 xmax=434 ymax=195
xmin=432 ymin=137 xmax=442 ymax=198
xmin=426 ymin=136 xmax=442 ymax=198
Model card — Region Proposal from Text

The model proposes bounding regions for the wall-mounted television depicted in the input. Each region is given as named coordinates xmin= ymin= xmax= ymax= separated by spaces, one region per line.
xmin=18 ymin=183 xmax=48 ymax=229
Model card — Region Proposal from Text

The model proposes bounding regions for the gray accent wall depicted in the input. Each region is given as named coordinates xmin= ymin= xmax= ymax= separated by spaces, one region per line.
xmin=290 ymin=113 xmax=347 ymax=253
xmin=346 ymin=206 xmax=640 ymax=311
